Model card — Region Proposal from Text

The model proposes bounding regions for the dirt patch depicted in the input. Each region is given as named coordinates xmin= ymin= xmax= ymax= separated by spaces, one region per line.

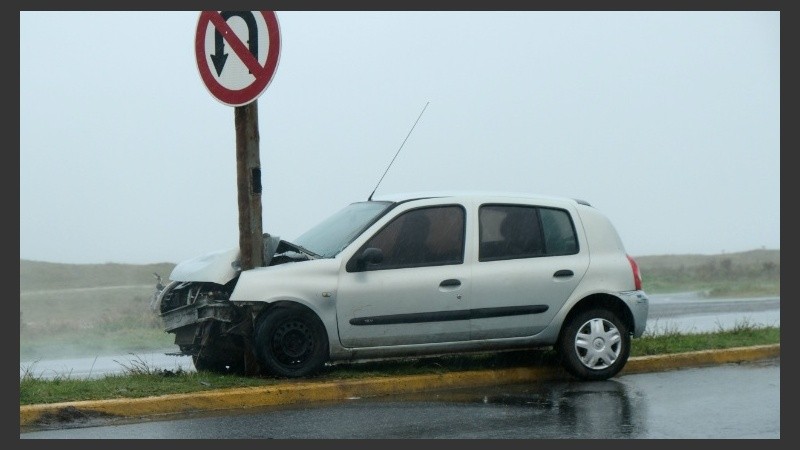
xmin=35 ymin=406 xmax=118 ymax=425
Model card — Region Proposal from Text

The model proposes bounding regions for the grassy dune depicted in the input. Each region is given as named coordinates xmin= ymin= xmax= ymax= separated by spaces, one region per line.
xmin=635 ymin=249 xmax=780 ymax=297
xmin=20 ymin=261 xmax=176 ymax=360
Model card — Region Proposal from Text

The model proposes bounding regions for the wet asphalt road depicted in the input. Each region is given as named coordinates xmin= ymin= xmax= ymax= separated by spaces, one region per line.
xmin=20 ymin=358 xmax=780 ymax=438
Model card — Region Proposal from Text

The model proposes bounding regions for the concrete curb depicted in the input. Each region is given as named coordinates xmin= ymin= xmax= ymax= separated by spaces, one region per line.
xmin=20 ymin=344 xmax=780 ymax=428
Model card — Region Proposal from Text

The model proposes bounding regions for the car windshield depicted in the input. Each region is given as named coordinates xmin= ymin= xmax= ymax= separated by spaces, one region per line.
xmin=292 ymin=201 xmax=394 ymax=258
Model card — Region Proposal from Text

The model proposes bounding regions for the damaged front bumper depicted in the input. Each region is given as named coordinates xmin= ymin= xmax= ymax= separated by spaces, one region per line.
xmin=150 ymin=234 xmax=312 ymax=360
xmin=152 ymin=279 xmax=245 ymax=351
xmin=160 ymin=293 xmax=238 ymax=332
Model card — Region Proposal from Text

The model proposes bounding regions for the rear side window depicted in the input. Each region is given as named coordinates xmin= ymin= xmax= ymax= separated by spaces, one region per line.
xmin=479 ymin=205 xmax=578 ymax=261
xmin=540 ymin=207 xmax=578 ymax=255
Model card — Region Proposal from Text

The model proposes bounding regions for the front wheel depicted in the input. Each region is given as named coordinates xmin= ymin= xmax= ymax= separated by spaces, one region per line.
xmin=192 ymin=352 xmax=244 ymax=375
xmin=254 ymin=307 xmax=329 ymax=378
xmin=557 ymin=308 xmax=630 ymax=381
xmin=191 ymin=335 xmax=246 ymax=375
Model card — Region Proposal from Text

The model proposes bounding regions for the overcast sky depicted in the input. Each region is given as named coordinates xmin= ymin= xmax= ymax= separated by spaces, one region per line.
xmin=20 ymin=11 xmax=780 ymax=265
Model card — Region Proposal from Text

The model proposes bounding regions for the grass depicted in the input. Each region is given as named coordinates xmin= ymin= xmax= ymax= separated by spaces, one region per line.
xmin=19 ymin=321 xmax=780 ymax=406
xmin=20 ymin=289 xmax=174 ymax=360
xmin=642 ymin=280 xmax=778 ymax=298
xmin=633 ymin=319 xmax=779 ymax=356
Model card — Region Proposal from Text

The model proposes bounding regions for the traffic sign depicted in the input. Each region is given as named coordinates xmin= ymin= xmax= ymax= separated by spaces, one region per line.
xmin=195 ymin=11 xmax=281 ymax=107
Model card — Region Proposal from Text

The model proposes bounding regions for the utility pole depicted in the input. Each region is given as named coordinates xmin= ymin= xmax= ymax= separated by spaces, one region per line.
xmin=235 ymin=102 xmax=264 ymax=270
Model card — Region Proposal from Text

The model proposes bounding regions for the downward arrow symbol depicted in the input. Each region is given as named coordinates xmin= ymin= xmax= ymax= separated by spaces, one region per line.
xmin=210 ymin=33 xmax=228 ymax=76
xmin=209 ymin=11 xmax=259 ymax=77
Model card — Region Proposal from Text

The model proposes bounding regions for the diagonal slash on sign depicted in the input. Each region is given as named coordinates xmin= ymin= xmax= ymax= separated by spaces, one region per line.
xmin=208 ymin=12 xmax=266 ymax=78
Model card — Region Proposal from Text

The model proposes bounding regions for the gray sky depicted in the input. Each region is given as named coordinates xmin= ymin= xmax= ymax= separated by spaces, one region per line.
xmin=20 ymin=11 xmax=780 ymax=265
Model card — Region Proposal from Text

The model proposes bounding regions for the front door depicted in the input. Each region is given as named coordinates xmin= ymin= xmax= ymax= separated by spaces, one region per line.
xmin=336 ymin=205 xmax=471 ymax=348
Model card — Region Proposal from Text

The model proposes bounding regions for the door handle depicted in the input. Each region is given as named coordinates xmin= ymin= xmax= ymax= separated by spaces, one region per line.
xmin=553 ymin=270 xmax=574 ymax=278
xmin=439 ymin=279 xmax=461 ymax=287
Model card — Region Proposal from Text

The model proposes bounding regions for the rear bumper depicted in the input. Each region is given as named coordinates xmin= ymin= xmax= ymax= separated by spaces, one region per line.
xmin=619 ymin=290 xmax=649 ymax=338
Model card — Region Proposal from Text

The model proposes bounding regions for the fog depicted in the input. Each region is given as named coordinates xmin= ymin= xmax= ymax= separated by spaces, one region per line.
xmin=20 ymin=11 xmax=780 ymax=265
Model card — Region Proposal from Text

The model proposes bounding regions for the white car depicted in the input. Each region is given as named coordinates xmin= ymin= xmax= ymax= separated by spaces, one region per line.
xmin=153 ymin=192 xmax=649 ymax=381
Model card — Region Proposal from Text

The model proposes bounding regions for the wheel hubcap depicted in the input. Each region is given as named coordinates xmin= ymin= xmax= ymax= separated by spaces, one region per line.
xmin=574 ymin=318 xmax=622 ymax=370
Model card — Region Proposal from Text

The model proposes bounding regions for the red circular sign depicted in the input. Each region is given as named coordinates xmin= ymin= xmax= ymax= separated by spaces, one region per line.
xmin=195 ymin=11 xmax=281 ymax=106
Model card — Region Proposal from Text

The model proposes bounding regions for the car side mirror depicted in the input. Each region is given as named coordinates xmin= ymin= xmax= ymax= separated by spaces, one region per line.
xmin=356 ymin=247 xmax=383 ymax=271
xmin=361 ymin=247 xmax=383 ymax=264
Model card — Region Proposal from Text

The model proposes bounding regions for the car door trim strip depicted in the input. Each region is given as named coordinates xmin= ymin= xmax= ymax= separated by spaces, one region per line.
xmin=349 ymin=305 xmax=548 ymax=326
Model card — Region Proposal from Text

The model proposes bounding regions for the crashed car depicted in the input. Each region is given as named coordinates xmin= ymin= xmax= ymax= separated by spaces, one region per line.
xmin=152 ymin=192 xmax=649 ymax=381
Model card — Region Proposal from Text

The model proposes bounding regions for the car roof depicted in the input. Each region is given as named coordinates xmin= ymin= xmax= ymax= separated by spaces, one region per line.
xmin=370 ymin=190 xmax=592 ymax=206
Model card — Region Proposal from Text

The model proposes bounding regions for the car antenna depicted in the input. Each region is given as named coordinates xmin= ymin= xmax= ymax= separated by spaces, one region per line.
xmin=368 ymin=101 xmax=430 ymax=201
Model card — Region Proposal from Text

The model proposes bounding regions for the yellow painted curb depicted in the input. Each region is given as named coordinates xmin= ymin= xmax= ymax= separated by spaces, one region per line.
xmin=622 ymin=343 xmax=780 ymax=374
xmin=20 ymin=344 xmax=779 ymax=428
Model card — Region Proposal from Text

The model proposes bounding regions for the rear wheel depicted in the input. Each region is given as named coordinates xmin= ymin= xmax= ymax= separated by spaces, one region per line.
xmin=557 ymin=308 xmax=630 ymax=381
xmin=254 ymin=307 xmax=329 ymax=378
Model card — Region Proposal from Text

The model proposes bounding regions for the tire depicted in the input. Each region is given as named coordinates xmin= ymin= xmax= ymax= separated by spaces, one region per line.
xmin=254 ymin=307 xmax=329 ymax=378
xmin=557 ymin=308 xmax=630 ymax=381
xmin=192 ymin=353 xmax=234 ymax=373
xmin=191 ymin=335 xmax=246 ymax=375
xmin=192 ymin=352 xmax=245 ymax=375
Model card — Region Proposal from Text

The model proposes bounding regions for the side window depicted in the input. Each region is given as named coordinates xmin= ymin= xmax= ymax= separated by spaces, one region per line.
xmin=540 ymin=207 xmax=578 ymax=255
xmin=353 ymin=205 xmax=465 ymax=271
xmin=479 ymin=205 xmax=544 ymax=261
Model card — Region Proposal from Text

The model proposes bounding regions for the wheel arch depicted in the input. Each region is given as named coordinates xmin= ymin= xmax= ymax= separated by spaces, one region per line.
xmin=252 ymin=300 xmax=335 ymax=354
xmin=557 ymin=293 xmax=634 ymax=344
xmin=253 ymin=300 xmax=326 ymax=331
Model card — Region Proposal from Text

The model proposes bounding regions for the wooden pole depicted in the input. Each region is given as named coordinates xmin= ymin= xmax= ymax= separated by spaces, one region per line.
xmin=234 ymin=101 xmax=264 ymax=270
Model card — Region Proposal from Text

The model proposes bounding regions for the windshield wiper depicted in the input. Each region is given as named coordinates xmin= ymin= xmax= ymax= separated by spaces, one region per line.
xmin=290 ymin=243 xmax=321 ymax=259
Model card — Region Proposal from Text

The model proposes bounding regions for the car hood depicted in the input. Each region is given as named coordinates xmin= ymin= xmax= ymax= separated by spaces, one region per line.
xmin=169 ymin=234 xmax=308 ymax=285
xmin=169 ymin=247 xmax=242 ymax=285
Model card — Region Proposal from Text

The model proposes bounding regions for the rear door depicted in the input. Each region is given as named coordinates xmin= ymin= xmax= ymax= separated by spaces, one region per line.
xmin=469 ymin=201 xmax=590 ymax=339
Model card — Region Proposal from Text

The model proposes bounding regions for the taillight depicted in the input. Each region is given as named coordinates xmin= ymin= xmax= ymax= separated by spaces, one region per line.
xmin=627 ymin=254 xmax=643 ymax=290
